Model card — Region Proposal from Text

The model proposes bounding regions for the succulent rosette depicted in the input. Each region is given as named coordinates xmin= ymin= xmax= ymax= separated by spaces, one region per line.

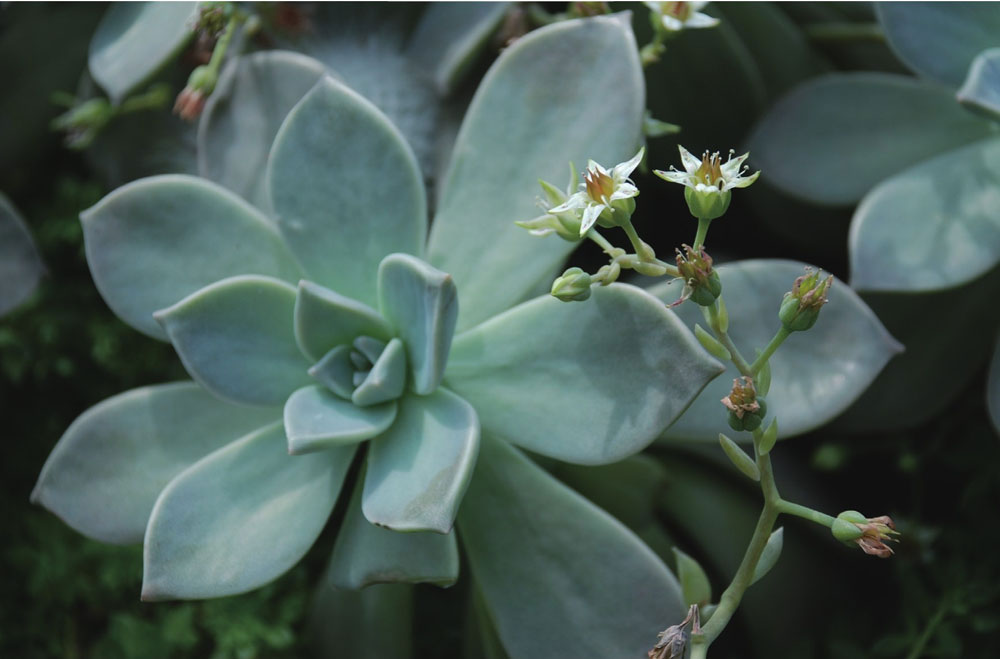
xmin=33 ymin=15 xmax=725 ymax=657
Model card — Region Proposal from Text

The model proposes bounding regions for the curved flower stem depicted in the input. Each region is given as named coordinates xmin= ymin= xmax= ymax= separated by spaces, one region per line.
xmin=749 ymin=326 xmax=791 ymax=376
xmin=776 ymin=500 xmax=836 ymax=528
xmin=587 ymin=227 xmax=680 ymax=277
xmin=705 ymin=299 xmax=753 ymax=377
xmin=693 ymin=216 xmax=711 ymax=250
xmin=207 ymin=16 xmax=239 ymax=77
xmin=905 ymin=599 xmax=949 ymax=659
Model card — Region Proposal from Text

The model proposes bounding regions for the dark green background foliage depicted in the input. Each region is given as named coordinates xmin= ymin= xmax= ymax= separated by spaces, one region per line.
xmin=2 ymin=2 xmax=999 ymax=657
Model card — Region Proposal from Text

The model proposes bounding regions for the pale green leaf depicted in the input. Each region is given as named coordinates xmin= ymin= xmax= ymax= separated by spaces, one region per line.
xmin=653 ymin=260 xmax=901 ymax=441
xmin=155 ymin=276 xmax=311 ymax=406
xmin=850 ymin=137 xmax=1000 ymax=293
xmin=363 ymin=389 xmax=479 ymax=533
xmin=377 ymin=253 xmax=457 ymax=395
xmin=958 ymin=48 xmax=1000 ymax=121
xmin=284 ymin=385 xmax=397 ymax=455
xmin=267 ymin=76 xmax=426 ymax=307
xmin=750 ymin=528 xmax=783 ymax=586
xmin=673 ymin=547 xmax=712 ymax=607
xmin=0 ymin=192 xmax=44 ymax=315
xmin=459 ymin=436 xmax=685 ymax=658
xmin=446 ymin=284 xmax=723 ymax=464
xmin=427 ymin=14 xmax=644 ymax=331
xmin=198 ymin=50 xmax=326 ymax=209
xmin=352 ymin=337 xmax=407 ymax=406
xmin=88 ymin=2 xmax=198 ymax=104
xmin=325 ymin=478 xmax=459 ymax=589
xmin=143 ymin=422 xmax=354 ymax=600
xmin=294 ymin=280 xmax=393 ymax=363
xmin=877 ymin=2 xmax=1000 ymax=87
xmin=32 ymin=382 xmax=279 ymax=545
xmin=747 ymin=73 xmax=993 ymax=205
xmin=81 ymin=175 xmax=301 ymax=340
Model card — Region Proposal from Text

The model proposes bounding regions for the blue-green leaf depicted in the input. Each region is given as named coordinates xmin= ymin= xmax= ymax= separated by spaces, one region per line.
xmin=958 ymin=48 xmax=1000 ymax=121
xmin=308 ymin=584 xmax=413 ymax=659
xmin=325 ymin=478 xmax=459 ymax=589
xmin=363 ymin=389 xmax=479 ymax=533
xmin=155 ymin=276 xmax=311 ymax=406
xmin=850 ymin=137 xmax=1000 ymax=293
xmin=459 ymin=436 xmax=685 ymax=658
xmin=82 ymin=175 xmax=301 ymax=340
xmin=0 ymin=192 xmax=44 ymax=316
xmin=446 ymin=284 xmax=723 ymax=464
xmin=353 ymin=338 xmax=407 ymax=406
xmin=751 ymin=528 xmax=783 ymax=586
xmin=88 ymin=2 xmax=198 ymax=104
xmin=427 ymin=14 xmax=644 ymax=331
xmin=32 ymin=382 xmax=280 ymax=545
xmin=747 ymin=73 xmax=993 ymax=206
xmin=673 ymin=547 xmax=712 ymax=607
xmin=294 ymin=280 xmax=393 ymax=362
xmin=143 ymin=422 xmax=354 ymax=600
xmin=284 ymin=385 xmax=397 ymax=454
xmin=198 ymin=50 xmax=326 ymax=209
xmin=653 ymin=260 xmax=901 ymax=441
xmin=878 ymin=2 xmax=1000 ymax=87
xmin=377 ymin=253 xmax=458 ymax=395
xmin=267 ymin=76 xmax=427 ymax=307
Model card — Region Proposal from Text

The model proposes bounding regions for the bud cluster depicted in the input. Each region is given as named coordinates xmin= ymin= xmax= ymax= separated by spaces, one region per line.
xmin=722 ymin=376 xmax=767 ymax=432
xmin=778 ymin=269 xmax=833 ymax=332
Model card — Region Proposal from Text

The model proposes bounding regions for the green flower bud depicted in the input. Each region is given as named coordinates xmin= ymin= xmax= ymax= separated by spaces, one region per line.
xmin=832 ymin=511 xmax=900 ymax=558
xmin=684 ymin=184 xmax=730 ymax=222
xmin=721 ymin=377 xmax=765 ymax=432
xmin=187 ymin=65 xmax=218 ymax=95
xmin=779 ymin=269 xmax=833 ymax=332
xmin=831 ymin=517 xmax=864 ymax=542
xmin=551 ymin=267 xmax=592 ymax=302
xmin=674 ymin=244 xmax=721 ymax=307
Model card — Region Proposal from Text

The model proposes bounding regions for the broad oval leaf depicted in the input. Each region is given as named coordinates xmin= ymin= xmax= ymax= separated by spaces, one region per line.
xmin=268 ymin=76 xmax=427 ymax=308
xmin=653 ymin=260 xmax=901 ymax=441
xmin=458 ymin=436 xmax=685 ymax=659
xmin=198 ymin=50 xmax=326 ymax=210
xmin=446 ymin=284 xmax=723 ymax=464
xmin=747 ymin=73 xmax=993 ymax=206
xmin=326 ymin=478 xmax=459 ymax=589
xmin=284 ymin=385 xmax=397 ymax=454
xmin=82 ymin=175 xmax=301 ymax=340
xmin=155 ymin=276 xmax=311 ymax=406
xmin=0 ymin=193 xmax=44 ymax=315
xmin=850 ymin=137 xmax=1000 ymax=293
xmin=363 ymin=389 xmax=480 ymax=533
xmin=427 ymin=14 xmax=644 ymax=331
xmin=88 ymin=2 xmax=198 ymax=104
xmin=958 ymin=48 xmax=1000 ymax=121
xmin=32 ymin=382 xmax=280 ymax=545
xmin=877 ymin=2 xmax=1000 ymax=87
xmin=143 ymin=422 xmax=355 ymax=600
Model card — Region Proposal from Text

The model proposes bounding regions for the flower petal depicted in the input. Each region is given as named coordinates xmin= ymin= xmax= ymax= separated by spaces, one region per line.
xmin=427 ymin=14 xmax=644 ymax=331
xmin=142 ymin=422 xmax=355 ymax=600
xmin=267 ymin=76 xmax=427 ymax=307
xmin=284 ymin=385 xmax=397 ymax=455
xmin=82 ymin=175 xmax=302 ymax=340
xmin=325 ymin=477 xmax=459 ymax=589
xmin=612 ymin=147 xmax=644 ymax=179
xmin=363 ymin=389 xmax=479 ymax=533
xmin=294 ymin=280 xmax=393 ymax=362
xmin=578 ymin=203 xmax=603 ymax=236
xmin=377 ymin=254 xmax=458 ymax=395
xmin=446 ymin=284 xmax=723 ymax=465
xmin=458 ymin=436 xmax=686 ymax=658
xmin=677 ymin=144 xmax=702 ymax=173
xmin=32 ymin=382 xmax=280 ymax=545
xmin=155 ymin=275 xmax=311 ymax=406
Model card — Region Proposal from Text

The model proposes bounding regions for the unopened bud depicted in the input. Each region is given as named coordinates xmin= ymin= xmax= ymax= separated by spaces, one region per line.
xmin=832 ymin=511 xmax=899 ymax=558
xmin=551 ymin=267 xmax=592 ymax=302
xmin=722 ymin=376 xmax=766 ymax=432
xmin=779 ymin=269 xmax=833 ymax=332
xmin=673 ymin=244 xmax=721 ymax=307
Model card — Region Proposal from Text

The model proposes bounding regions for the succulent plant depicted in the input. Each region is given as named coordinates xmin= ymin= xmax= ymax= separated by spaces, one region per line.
xmin=33 ymin=15 xmax=730 ymax=656
xmin=0 ymin=193 xmax=45 ymax=317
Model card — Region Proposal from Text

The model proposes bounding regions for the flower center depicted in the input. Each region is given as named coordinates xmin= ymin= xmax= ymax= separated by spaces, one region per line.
xmin=584 ymin=167 xmax=615 ymax=203
xmin=663 ymin=2 xmax=693 ymax=22
xmin=694 ymin=151 xmax=724 ymax=188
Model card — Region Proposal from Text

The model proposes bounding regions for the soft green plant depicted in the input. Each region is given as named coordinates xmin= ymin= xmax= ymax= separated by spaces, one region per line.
xmin=0 ymin=193 xmax=45 ymax=317
xmin=31 ymin=15 xmax=738 ymax=657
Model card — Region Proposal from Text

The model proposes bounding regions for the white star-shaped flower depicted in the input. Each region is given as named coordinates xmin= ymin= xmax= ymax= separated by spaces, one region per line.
xmin=645 ymin=1 xmax=719 ymax=32
xmin=550 ymin=148 xmax=644 ymax=236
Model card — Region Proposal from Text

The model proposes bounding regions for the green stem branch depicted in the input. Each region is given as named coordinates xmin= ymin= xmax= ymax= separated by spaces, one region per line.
xmin=692 ymin=216 xmax=711 ymax=250
xmin=705 ymin=300 xmax=752 ymax=377
xmin=749 ymin=327 xmax=791 ymax=375
xmin=776 ymin=500 xmax=836 ymax=528
xmin=207 ymin=16 xmax=238 ymax=76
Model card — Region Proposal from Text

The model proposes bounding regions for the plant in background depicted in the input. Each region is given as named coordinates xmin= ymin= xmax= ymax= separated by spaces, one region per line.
xmin=31 ymin=14 xmax=740 ymax=657
xmin=0 ymin=194 xmax=45 ymax=318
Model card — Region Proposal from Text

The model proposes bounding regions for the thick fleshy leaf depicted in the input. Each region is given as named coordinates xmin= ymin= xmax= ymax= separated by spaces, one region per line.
xmin=747 ymin=73 xmax=993 ymax=206
xmin=378 ymin=254 xmax=457 ymax=395
xmin=877 ymin=2 xmax=1000 ymax=87
xmin=353 ymin=338 xmax=407 ymax=406
xmin=674 ymin=547 xmax=712 ymax=607
xmin=32 ymin=382 xmax=280 ymax=545
xmin=0 ymin=193 xmax=44 ymax=316
xmin=284 ymin=385 xmax=396 ymax=454
xmin=651 ymin=260 xmax=902 ymax=442
xmin=88 ymin=2 xmax=198 ymax=104
xmin=294 ymin=280 xmax=393 ymax=362
xmin=310 ymin=345 xmax=357 ymax=399
xmin=82 ymin=175 xmax=301 ymax=340
xmin=363 ymin=389 xmax=479 ymax=533
xmin=267 ymin=76 xmax=426 ymax=307
xmin=446 ymin=284 xmax=723 ymax=464
xmin=958 ymin=48 xmax=1000 ymax=121
xmin=142 ymin=422 xmax=354 ymax=600
xmin=850 ymin=137 xmax=1000 ymax=293
xmin=326 ymin=478 xmax=459 ymax=589
xmin=155 ymin=276 xmax=311 ymax=406
xmin=988 ymin=336 xmax=1000 ymax=436
xmin=459 ymin=436 xmax=685 ymax=658
xmin=308 ymin=584 xmax=413 ymax=659
xmin=404 ymin=3 xmax=509 ymax=95
xmin=427 ymin=14 xmax=644 ymax=331
xmin=198 ymin=50 xmax=326 ymax=210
